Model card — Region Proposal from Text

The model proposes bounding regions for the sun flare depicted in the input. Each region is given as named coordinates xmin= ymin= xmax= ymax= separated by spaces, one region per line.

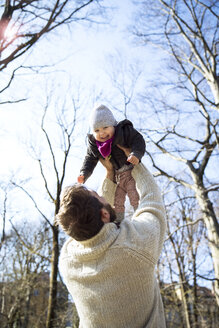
xmin=4 ymin=25 xmax=18 ymax=41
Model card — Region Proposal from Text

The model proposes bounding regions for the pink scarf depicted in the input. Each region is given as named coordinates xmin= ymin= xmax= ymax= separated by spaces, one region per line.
xmin=96 ymin=136 xmax=114 ymax=158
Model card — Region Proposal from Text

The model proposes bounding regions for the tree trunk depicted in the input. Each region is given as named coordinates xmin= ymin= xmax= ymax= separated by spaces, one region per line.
xmin=192 ymin=252 xmax=198 ymax=328
xmin=180 ymin=282 xmax=191 ymax=328
xmin=46 ymin=225 xmax=59 ymax=328
xmin=193 ymin=180 xmax=219 ymax=306
xmin=169 ymin=232 xmax=192 ymax=328
xmin=208 ymin=78 xmax=219 ymax=111
xmin=23 ymin=285 xmax=31 ymax=328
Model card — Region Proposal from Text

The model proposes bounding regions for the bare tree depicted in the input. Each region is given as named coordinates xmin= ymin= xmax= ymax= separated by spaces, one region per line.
xmin=133 ymin=0 xmax=219 ymax=111
xmin=105 ymin=50 xmax=143 ymax=118
xmin=0 ymin=0 xmax=104 ymax=69
xmin=157 ymin=186 xmax=218 ymax=327
xmin=0 ymin=186 xmax=8 ymax=249
xmin=10 ymin=89 xmax=83 ymax=327
xmin=133 ymin=0 xmax=219 ymax=305
xmin=0 ymin=0 xmax=106 ymax=98
xmin=167 ymin=195 xmax=204 ymax=328
xmin=0 ymin=221 xmax=51 ymax=328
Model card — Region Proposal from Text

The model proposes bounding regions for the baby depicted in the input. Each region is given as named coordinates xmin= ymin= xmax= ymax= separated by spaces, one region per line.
xmin=78 ymin=104 xmax=146 ymax=221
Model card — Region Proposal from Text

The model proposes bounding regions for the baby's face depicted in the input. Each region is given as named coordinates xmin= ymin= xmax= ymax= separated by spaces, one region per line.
xmin=93 ymin=126 xmax=115 ymax=142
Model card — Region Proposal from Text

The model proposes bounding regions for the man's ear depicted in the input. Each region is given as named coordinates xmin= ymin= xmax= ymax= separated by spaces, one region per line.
xmin=100 ymin=208 xmax=110 ymax=223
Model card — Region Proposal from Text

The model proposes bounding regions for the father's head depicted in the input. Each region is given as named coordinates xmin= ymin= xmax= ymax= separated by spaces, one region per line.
xmin=55 ymin=184 xmax=116 ymax=241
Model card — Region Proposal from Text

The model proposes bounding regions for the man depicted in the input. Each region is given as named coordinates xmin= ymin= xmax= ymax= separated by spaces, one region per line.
xmin=56 ymin=148 xmax=166 ymax=328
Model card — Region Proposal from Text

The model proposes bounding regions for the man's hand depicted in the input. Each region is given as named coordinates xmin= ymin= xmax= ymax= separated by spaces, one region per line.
xmin=117 ymin=145 xmax=131 ymax=157
xmin=99 ymin=156 xmax=113 ymax=171
xmin=99 ymin=157 xmax=115 ymax=181
xmin=117 ymin=145 xmax=139 ymax=165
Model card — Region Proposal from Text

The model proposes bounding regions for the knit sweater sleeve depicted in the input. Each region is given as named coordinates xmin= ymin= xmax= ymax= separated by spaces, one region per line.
xmin=130 ymin=163 xmax=166 ymax=262
xmin=99 ymin=163 xmax=166 ymax=262
xmin=99 ymin=178 xmax=117 ymax=207
xmin=132 ymin=164 xmax=165 ymax=217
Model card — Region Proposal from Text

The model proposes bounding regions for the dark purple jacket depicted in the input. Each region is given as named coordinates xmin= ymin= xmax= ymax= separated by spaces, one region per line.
xmin=80 ymin=119 xmax=146 ymax=182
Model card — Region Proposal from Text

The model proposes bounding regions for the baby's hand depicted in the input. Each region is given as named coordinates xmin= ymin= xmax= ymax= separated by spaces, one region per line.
xmin=77 ymin=175 xmax=85 ymax=184
xmin=127 ymin=154 xmax=139 ymax=165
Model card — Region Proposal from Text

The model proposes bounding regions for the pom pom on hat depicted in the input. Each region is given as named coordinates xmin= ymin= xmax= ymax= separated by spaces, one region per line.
xmin=90 ymin=104 xmax=117 ymax=131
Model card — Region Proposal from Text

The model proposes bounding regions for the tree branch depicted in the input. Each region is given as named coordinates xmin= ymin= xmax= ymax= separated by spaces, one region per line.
xmin=10 ymin=182 xmax=53 ymax=228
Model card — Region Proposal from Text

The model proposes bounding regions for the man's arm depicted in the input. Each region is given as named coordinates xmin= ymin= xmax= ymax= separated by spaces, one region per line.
xmin=117 ymin=144 xmax=165 ymax=221
xmin=132 ymin=163 xmax=165 ymax=217
xmin=98 ymin=157 xmax=116 ymax=207
xmin=101 ymin=145 xmax=166 ymax=258
xmin=131 ymin=163 xmax=166 ymax=260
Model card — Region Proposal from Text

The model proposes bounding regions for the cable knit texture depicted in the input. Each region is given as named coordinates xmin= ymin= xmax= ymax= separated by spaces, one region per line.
xmin=59 ymin=164 xmax=167 ymax=328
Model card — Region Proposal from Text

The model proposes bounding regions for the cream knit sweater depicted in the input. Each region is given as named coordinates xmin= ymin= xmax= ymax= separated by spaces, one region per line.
xmin=59 ymin=164 xmax=166 ymax=328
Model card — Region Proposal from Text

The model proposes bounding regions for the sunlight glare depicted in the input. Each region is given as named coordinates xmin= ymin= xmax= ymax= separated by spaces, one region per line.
xmin=4 ymin=25 xmax=18 ymax=41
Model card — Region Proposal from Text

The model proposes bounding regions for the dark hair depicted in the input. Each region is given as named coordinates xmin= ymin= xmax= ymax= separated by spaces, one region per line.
xmin=55 ymin=185 xmax=104 ymax=241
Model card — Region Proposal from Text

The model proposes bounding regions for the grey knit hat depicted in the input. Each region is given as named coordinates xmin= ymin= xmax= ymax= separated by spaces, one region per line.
xmin=90 ymin=104 xmax=117 ymax=131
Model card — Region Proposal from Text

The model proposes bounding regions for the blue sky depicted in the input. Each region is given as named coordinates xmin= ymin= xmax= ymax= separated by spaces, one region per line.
xmin=0 ymin=0 xmax=157 ymax=189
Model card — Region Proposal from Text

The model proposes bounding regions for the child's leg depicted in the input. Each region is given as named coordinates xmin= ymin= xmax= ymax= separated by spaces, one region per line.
xmin=114 ymin=174 xmax=126 ymax=222
xmin=125 ymin=170 xmax=139 ymax=211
